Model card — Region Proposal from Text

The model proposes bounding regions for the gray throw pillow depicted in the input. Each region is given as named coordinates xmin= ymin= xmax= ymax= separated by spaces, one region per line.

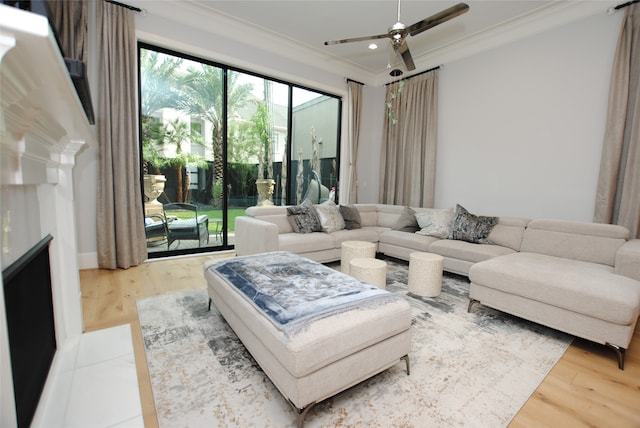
xmin=286 ymin=200 xmax=322 ymax=233
xmin=392 ymin=206 xmax=420 ymax=233
xmin=448 ymin=204 xmax=498 ymax=244
xmin=339 ymin=204 xmax=362 ymax=230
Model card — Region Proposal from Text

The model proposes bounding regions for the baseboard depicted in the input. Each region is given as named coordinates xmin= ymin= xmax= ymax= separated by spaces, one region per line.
xmin=78 ymin=251 xmax=98 ymax=270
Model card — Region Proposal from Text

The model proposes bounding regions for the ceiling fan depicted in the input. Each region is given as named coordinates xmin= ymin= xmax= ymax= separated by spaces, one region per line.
xmin=324 ymin=1 xmax=469 ymax=75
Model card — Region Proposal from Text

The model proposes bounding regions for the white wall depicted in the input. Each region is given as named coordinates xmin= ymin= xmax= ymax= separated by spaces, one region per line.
xmin=433 ymin=12 xmax=622 ymax=221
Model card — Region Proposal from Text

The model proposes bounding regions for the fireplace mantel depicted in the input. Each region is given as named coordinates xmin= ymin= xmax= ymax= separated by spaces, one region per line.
xmin=0 ymin=4 xmax=96 ymax=427
xmin=0 ymin=5 xmax=95 ymax=186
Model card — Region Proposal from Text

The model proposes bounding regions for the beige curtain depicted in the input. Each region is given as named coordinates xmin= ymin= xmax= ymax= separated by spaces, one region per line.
xmin=594 ymin=4 xmax=640 ymax=238
xmin=48 ymin=0 xmax=87 ymax=61
xmin=345 ymin=80 xmax=363 ymax=204
xmin=96 ymin=0 xmax=147 ymax=269
xmin=379 ymin=70 xmax=438 ymax=207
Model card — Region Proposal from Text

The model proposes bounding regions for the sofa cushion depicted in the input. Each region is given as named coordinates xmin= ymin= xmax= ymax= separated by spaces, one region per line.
xmin=376 ymin=205 xmax=405 ymax=228
xmin=379 ymin=230 xmax=436 ymax=252
xmin=520 ymin=219 xmax=629 ymax=266
xmin=315 ymin=200 xmax=345 ymax=233
xmin=339 ymin=204 xmax=362 ymax=230
xmin=486 ymin=216 xmax=530 ymax=251
xmin=356 ymin=204 xmax=379 ymax=227
xmin=415 ymin=208 xmax=454 ymax=238
xmin=287 ymin=202 xmax=322 ymax=234
xmin=448 ymin=204 xmax=498 ymax=244
xmin=430 ymin=239 xmax=515 ymax=263
xmin=279 ymin=232 xmax=336 ymax=254
xmin=391 ymin=206 xmax=420 ymax=233
xmin=470 ymin=252 xmax=640 ymax=326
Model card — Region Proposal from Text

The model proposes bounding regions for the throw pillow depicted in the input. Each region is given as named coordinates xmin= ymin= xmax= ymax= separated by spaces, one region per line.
xmin=315 ymin=200 xmax=345 ymax=233
xmin=415 ymin=208 xmax=454 ymax=238
xmin=286 ymin=200 xmax=322 ymax=234
xmin=448 ymin=204 xmax=498 ymax=244
xmin=391 ymin=206 xmax=420 ymax=233
xmin=339 ymin=204 xmax=362 ymax=230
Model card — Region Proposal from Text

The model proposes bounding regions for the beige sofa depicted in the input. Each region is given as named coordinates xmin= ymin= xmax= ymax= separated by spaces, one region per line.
xmin=234 ymin=204 xmax=640 ymax=369
xmin=468 ymin=219 xmax=640 ymax=369
xmin=235 ymin=204 xmax=529 ymax=275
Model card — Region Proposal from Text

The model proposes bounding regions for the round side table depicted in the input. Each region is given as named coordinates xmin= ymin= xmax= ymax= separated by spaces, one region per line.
xmin=408 ymin=252 xmax=444 ymax=297
xmin=341 ymin=240 xmax=376 ymax=275
xmin=350 ymin=257 xmax=387 ymax=289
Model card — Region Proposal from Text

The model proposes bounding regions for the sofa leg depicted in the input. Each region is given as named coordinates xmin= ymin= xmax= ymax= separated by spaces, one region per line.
xmin=401 ymin=354 xmax=410 ymax=375
xmin=208 ymin=298 xmax=212 ymax=311
xmin=467 ymin=298 xmax=480 ymax=313
xmin=292 ymin=400 xmax=316 ymax=428
xmin=605 ymin=343 xmax=626 ymax=370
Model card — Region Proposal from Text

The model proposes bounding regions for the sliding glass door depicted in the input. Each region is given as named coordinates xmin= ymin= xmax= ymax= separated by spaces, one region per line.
xmin=139 ymin=43 xmax=341 ymax=258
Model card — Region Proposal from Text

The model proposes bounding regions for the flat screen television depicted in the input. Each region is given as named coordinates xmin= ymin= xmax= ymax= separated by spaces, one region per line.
xmin=1 ymin=0 xmax=96 ymax=124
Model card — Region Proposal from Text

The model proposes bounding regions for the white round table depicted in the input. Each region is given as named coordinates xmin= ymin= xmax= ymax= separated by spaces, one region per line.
xmin=350 ymin=257 xmax=387 ymax=289
xmin=341 ymin=240 xmax=376 ymax=275
xmin=408 ymin=252 xmax=444 ymax=297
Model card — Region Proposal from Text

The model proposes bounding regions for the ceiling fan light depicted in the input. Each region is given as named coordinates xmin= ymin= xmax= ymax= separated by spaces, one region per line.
xmin=389 ymin=68 xmax=403 ymax=77
xmin=368 ymin=43 xmax=378 ymax=50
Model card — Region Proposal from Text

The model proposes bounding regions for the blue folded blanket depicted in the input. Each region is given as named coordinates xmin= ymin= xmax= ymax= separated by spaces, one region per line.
xmin=207 ymin=252 xmax=400 ymax=336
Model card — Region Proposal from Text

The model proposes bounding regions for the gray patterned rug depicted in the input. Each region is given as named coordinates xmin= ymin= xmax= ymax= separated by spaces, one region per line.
xmin=137 ymin=257 xmax=572 ymax=427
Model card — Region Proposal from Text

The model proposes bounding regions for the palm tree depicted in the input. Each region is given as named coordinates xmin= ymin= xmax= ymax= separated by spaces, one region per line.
xmin=140 ymin=49 xmax=183 ymax=116
xmin=179 ymin=66 xmax=254 ymax=192
xmin=251 ymin=100 xmax=273 ymax=179
xmin=150 ymin=119 xmax=208 ymax=202
xmin=140 ymin=49 xmax=183 ymax=174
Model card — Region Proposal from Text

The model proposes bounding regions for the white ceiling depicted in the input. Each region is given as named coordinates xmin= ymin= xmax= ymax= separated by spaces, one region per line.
xmin=134 ymin=0 xmax=617 ymax=85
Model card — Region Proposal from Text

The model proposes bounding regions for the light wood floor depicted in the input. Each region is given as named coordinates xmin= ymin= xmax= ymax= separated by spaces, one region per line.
xmin=80 ymin=254 xmax=640 ymax=428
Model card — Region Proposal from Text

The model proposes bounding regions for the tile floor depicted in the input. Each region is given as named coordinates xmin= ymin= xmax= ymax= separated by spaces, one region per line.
xmin=32 ymin=324 xmax=143 ymax=428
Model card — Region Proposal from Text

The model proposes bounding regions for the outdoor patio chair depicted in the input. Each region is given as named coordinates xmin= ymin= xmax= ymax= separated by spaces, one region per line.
xmin=163 ymin=203 xmax=209 ymax=249
xmin=144 ymin=213 xmax=169 ymax=246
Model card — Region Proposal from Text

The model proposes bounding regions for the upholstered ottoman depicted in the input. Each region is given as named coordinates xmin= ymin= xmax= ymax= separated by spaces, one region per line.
xmin=204 ymin=252 xmax=411 ymax=427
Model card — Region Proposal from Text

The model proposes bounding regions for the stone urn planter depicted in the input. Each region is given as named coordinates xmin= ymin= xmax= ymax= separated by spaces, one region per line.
xmin=144 ymin=174 xmax=166 ymax=215
xmin=256 ymin=178 xmax=275 ymax=206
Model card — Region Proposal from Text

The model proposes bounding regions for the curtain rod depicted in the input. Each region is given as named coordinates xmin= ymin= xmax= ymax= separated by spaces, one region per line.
xmin=346 ymin=78 xmax=365 ymax=86
xmin=385 ymin=65 xmax=440 ymax=86
xmin=105 ymin=0 xmax=142 ymax=13
xmin=615 ymin=0 xmax=639 ymax=10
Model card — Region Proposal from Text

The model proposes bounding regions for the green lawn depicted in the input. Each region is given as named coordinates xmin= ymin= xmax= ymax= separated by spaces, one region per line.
xmin=198 ymin=208 xmax=247 ymax=232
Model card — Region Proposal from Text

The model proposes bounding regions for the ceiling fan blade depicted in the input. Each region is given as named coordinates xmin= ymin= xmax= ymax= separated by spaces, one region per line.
xmin=394 ymin=41 xmax=416 ymax=71
xmin=407 ymin=3 xmax=469 ymax=37
xmin=324 ymin=33 xmax=390 ymax=46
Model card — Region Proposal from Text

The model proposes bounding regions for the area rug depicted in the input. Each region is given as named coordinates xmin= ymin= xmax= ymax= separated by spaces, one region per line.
xmin=137 ymin=258 xmax=572 ymax=427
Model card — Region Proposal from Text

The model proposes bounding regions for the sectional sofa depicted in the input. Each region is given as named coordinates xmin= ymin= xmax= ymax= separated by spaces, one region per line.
xmin=234 ymin=203 xmax=640 ymax=369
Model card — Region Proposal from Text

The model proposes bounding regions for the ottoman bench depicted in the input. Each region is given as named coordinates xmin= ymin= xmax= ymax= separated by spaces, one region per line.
xmin=204 ymin=252 xmax=411 ymax=427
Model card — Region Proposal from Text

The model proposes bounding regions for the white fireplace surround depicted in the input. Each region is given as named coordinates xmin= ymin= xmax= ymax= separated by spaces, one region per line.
xmin=0 ymin=5 xmax=95 ymax=427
